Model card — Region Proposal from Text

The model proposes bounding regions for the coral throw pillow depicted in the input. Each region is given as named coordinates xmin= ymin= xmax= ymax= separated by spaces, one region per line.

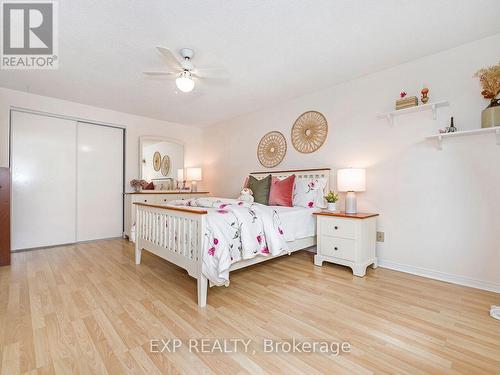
xmin=269 ymin=175 xmax=295 ymax=207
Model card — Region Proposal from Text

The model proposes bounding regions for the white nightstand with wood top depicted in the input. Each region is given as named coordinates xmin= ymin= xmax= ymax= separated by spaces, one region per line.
xmin=313 ymin=211 xmax=379 ymax=277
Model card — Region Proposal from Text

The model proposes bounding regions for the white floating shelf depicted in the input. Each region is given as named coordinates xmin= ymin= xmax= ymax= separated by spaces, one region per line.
xmin=377 ymin=101 xmax=449 ymax=125
xmin=425 ymin=127 xmax=500 ymax=150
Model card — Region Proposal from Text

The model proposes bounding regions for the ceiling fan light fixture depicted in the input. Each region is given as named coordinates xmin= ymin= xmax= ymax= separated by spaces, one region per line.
xmin=175 ymin=71 xmax=195 ymax=93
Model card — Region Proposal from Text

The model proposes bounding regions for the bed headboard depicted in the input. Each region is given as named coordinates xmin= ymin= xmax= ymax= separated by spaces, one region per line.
xmin=249 ymin=168 xmax=331 ymax=195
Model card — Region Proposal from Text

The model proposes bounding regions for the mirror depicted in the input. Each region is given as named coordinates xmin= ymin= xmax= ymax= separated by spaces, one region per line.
xmin=139 ymin=136 xmax=184 ymax=190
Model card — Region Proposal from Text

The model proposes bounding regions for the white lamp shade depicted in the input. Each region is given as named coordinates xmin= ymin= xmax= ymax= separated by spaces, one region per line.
xmin=177 ymin=168 xmax=184 ymax=181
xmin=337 ymin=168 xmax=366 ymax=192
xmin=186 ymin=167 xmax=202 ymax=181
xmin=175 ymin=71 xmax=195 ymax=93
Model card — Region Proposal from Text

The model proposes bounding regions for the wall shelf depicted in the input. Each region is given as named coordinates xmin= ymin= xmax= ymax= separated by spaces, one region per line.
xmin=425 ymin=127 xmax=500 ymax=150
xmin=377 ymin=101 xmax=449 ymax=125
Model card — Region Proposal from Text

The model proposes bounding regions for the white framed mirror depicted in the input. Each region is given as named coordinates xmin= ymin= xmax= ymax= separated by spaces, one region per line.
xmin=139 ymin=136 xmax=184 ymax=189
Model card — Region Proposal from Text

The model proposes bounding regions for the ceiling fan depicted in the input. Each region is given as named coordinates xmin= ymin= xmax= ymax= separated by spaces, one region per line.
xmin=143 ymin=47 xmax=226 ymax=93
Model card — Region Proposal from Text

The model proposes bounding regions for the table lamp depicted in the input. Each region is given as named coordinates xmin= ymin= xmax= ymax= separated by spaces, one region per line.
xmin=186 ymin=167 xmax=202 ymax=192
xmin=337 ymin=168 xmax=366 ymax=214
xmin=177 ymin=168 xmax=186 ymax=190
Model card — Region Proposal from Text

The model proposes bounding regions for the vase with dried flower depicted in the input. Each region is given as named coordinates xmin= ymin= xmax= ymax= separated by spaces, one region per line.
xmin=474 ymin=62 xmax=500 ymax=128
xmin=130 ymin=179 xmax=146 ymax=192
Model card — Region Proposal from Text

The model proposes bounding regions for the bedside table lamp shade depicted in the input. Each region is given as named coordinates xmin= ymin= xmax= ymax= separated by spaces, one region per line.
xmin=177 ymin=168 xmax=184 ymax=182
xmin=186 ymin=167 xmax=202 ymax=192
xmin=177 ymin=168 xmax=186 ymax=190
xmin=337 ymin=168 xmax=366 ymax=214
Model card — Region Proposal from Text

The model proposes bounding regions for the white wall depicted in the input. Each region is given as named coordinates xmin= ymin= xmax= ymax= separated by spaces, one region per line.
xmin=0 ymin=87 xmax=204 ymax=192
xmin=203 ymin=34 xmax=500 ymax=291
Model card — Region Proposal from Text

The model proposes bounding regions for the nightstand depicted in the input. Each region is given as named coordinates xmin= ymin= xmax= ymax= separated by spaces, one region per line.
xmin=313 ymin=211 xmax=379 ymax=277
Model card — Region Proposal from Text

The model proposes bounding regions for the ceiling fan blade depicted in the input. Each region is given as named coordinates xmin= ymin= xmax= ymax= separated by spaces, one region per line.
xmin=156 ymin=47 xmax=183 ymax=72
xmin=195 ymin=66 xmax=226 ymax=72
xmin=143 ymin=71 xmax=174 ymax=76
xmin=193 ymin=67 xmax=227 ymax=77
xmin=192 ymin=74 xmax=230 ymax=85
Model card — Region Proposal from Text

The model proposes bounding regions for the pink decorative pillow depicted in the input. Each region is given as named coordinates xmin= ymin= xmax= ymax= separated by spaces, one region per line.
xmin=143 ymin=182 xmax=155 ymax=190
xmin=269 ymin=174 xmax=295 ymax=206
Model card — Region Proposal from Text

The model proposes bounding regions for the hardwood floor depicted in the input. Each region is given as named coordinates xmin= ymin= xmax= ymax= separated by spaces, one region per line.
xmin=0 ymin=239 xmax=499 ymax=374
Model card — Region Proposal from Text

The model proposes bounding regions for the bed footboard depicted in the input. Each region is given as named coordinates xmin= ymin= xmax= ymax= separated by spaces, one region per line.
xmin=134 ymin=203 xmax=208 ymax=307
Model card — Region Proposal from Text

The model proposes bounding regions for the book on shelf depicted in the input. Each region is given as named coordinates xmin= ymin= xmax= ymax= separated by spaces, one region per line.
xmin=395 ymin=96 xmax=418 ymax=110
xmin=396 ymin=103 xmax=418 ymax=110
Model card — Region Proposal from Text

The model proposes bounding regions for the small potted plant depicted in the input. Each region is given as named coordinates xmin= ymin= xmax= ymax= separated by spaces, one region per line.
xmin=324 ymin=191 xmax=339 ymax=211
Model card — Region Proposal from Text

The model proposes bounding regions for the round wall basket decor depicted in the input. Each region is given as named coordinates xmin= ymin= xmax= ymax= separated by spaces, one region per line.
xmin=153 ymin=151 xmax=162 ymax=171
xmin=160 ymin=155 xmax=171 ymax=176
xmin=291 ymin=111 xmax=328 ymax=153
xmin=257 ymin=131 xmax=287 ymax=168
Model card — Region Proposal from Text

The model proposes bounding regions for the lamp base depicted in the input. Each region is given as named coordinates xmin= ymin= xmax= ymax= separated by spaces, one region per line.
xmin=191 ymin=181 xmax=198 ymax=192
xmin=345 ymin=191 xmax=357 ymax=214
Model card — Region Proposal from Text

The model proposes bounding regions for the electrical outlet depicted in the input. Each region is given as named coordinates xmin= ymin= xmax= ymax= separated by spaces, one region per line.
xmin=376 ymin=231 xmax=385 ymax=242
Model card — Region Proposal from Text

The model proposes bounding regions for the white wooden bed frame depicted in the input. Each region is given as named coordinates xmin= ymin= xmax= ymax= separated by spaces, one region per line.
xmin=134 ymin=168 xmax=330 ymax=307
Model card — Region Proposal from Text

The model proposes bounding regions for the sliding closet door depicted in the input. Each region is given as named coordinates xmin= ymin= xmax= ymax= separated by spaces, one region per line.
xmin=77 ymin=122 xmax=123 ymax=241
xmin=11 ymin=111 xmax=77 ymax=250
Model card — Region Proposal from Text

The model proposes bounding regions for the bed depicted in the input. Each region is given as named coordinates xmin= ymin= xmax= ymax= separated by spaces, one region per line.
xmin=134 ymin=168 xmax=330 ymax=307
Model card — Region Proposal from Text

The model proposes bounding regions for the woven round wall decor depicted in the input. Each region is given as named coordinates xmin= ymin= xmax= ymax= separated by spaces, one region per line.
xmin=160 ymin=155 xmax=171 ymax=176
xmin=153 ymin=151 xmax=162 ymax=171
xmin=257 ymin=131 xmax=287 ymax=168
xmin=291 ymin=111 xmax=328 ymax=153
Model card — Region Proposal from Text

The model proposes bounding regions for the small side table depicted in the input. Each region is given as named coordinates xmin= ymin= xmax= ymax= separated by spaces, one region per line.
xmin=313 ymin=211 xmax=379 ymax=277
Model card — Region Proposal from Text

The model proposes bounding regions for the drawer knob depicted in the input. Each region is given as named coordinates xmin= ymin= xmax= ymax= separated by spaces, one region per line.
xmin=334 ymin=226 xmax=339 ymax=230
xmin=334 ymin=247 xmax=338 ymax=251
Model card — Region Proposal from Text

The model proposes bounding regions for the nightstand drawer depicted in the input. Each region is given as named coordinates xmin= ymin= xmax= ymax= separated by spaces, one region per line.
xmin=319 ymin=218 xmax=356 ymax=239
xmin=132 ymin=195 xmax=159 ymax=205
xmin=319 ymin=236 xmax=355 ymax=261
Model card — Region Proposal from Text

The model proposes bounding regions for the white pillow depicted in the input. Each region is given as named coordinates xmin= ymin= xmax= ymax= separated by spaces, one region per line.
xmin=292 ymin=177 xmax=327 ymax=208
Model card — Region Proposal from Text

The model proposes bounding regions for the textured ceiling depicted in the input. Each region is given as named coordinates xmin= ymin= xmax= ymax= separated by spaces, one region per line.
xmin=1 ymin=0 xmax=500 ymax=127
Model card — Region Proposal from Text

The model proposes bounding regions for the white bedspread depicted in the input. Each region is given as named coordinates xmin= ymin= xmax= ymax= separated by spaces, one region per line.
xmin=272 ymin=205 xmax=319 ymax=241
xmin=169 ymin=197 xmax=288 ymax=286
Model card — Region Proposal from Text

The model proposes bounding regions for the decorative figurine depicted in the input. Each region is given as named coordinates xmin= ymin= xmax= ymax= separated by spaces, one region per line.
xmin=446 ymin=117 xmax=457 ymax=133
xmin=421 ymin=87 xmax=429 ymax=104
xmin=439 ymin=117 xmax=458 ymax=134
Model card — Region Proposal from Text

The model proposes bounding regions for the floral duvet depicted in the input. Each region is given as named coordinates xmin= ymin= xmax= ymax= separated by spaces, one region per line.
xmin=169 ymin=197 xmax=289 ymax=286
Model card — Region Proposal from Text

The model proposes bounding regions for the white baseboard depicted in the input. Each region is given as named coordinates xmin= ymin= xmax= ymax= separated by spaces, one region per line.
xmin=378 ymin=259 xmax=500 ymax=293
